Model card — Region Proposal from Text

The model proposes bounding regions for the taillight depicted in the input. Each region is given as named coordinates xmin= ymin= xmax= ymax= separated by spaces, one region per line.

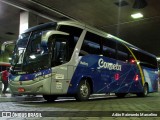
xmin=134 ymin=74 xmax=139 ymax=81
xmin=114 ymin=73 xmax=120 ymax=80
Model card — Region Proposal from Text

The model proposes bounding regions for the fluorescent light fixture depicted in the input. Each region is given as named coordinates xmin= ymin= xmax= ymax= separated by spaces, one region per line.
xmin=30 ymin=55 xmax=36 ymax=59
xmin=157 ymin=57 xmax=160 ymax=61
xmin=8 ymin=57 xmax=12 ymax=60
xmin=131 ymin=13 xmax=143 ymax=19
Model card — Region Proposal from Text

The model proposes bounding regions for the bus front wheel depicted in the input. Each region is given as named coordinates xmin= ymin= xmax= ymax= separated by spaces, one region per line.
xmin=137 ymin=84 xmax=148 ymax=97
xmin=43 ymin=95 xmax=57 ymax=102
xmin=75 ymin=80 xmax=91 ymax=101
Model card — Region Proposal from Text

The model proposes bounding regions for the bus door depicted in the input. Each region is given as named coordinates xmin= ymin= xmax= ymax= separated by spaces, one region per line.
xmin=47 ymin=34 xmax=71 ymax=94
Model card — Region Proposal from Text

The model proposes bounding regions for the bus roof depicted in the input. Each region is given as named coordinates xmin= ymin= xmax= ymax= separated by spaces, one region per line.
xmin=58 ymin=21 xmax=157 ymax=58
xmin=24 ymin=22 xmax=57 ymax=33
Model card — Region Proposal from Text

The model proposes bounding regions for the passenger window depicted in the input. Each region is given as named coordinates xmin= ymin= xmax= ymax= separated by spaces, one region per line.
xmin=54 ymin=39 xmax=67 ymax=63
xmin=81 ymin=32 xmax=102 ymax=56
xmin=58 ymin=25 xmax=83 ymax=57
xmin=132 ymin=48 xmax=158 ymax=69
xmin=103 ymin=38 xmax=116 ymax=59
xmin=117 ymin=43 xmax=129 ymax=62
xmin=50 ymin=36 xmax=69 ymax=67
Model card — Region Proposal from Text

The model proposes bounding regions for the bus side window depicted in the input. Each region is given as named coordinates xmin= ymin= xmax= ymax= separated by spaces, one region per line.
xmin=55 ymin=40 xmax=67 ymax=63
xmin=132 ymin=49 xmax=158 ymax=69
xmin=58 ymin=25 xmax=83 ymax=58
xmin=50 ymin=37 xmax=69 ymax=67
xmin=117 ymin=43 xmax=129 ymax=62
xmin=80 ymin=32 xmax=102 ymax=56
xmin=80 ymin=43 xmax=89 ymax=56
xmin=68 ymin=36 xmax=79 ymax=57
xmin=103 ymin=38 xmax=116 ymax=59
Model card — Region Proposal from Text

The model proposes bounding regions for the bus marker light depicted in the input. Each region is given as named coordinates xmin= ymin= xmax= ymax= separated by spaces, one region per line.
xmin=18 ymin=88 xmax=25 ymax=92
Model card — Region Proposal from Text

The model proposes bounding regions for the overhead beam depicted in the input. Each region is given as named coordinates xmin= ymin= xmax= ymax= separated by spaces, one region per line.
xmin=0 ymin=0 xmax=78 ymax=22
xmin=29 ymin=0 xmax=77 ymax=21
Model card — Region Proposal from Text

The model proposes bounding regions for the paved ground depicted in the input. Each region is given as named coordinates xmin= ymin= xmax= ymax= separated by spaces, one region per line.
xmin=0 ymin=92 xmax=160 ymax=120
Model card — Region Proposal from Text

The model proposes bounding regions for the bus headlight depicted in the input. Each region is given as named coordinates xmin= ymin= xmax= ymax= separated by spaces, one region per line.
xmin=34 ymin=77 xmax=39 ymax=81
xmin=34 ymin=76 xmax=43 ymax=81
xmin=39 ymin=76 xmax=44 ymax=80
xmin=44 ymin=73 xmax=51 ymax=78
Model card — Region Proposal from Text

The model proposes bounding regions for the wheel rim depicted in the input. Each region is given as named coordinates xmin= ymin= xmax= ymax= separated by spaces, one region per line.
xmin=80 ymin=84 xmax=89 ymax=97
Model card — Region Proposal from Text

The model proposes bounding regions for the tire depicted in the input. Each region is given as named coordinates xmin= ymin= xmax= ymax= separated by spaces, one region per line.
xmin=75 ymin=80 xmax=91 ymax=101
xmin=137 ymin=84 xmax=148 ymax=97
xmin=115 ymin=93 xmax=127 ymax=98
xmin=43 ymin=95 xmax=57 ymax=102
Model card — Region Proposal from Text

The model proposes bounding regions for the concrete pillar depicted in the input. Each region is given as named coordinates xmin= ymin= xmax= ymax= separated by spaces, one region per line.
xmin=19 ymin=11 xmax=39 ymax=34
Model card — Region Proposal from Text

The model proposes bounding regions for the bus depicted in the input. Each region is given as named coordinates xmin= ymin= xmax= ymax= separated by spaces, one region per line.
xmin=9 ymin=21 xmax=158 ymax=101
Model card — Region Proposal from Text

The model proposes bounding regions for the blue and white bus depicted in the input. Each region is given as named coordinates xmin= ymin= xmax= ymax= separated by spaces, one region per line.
xmin=9 ymin=21 xmax=158 ymax=101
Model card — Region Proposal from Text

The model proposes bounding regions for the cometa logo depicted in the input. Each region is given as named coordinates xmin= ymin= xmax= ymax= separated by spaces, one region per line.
xmin=98 ymin=58 xmax=122 ymax=71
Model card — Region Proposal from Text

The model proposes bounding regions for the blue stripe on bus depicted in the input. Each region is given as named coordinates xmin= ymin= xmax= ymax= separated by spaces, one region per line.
xmin=67 ymin=55 xmax=158 ymax=94
xmin=9 ymin=69 xmax=52 ymax=81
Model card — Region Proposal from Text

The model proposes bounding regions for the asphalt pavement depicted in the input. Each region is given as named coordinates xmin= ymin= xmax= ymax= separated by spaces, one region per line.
xmin=0 ymin=93 xmax=44 ymax=102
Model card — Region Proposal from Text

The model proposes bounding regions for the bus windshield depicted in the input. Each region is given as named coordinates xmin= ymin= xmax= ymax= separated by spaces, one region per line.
xmin=17 ymin=32 xmax=30 ymax=48
xmin=11 ymin=29 xmax=71 ymax=74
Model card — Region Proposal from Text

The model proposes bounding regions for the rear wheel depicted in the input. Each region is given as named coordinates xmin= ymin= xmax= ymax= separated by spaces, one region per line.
xmin=75 ymin=80 xmax=91 ymax=101
xmin=43 ymin=95 xmax=57 ymax=102
xmin=137 ymin=84 xmax=148 ymax=97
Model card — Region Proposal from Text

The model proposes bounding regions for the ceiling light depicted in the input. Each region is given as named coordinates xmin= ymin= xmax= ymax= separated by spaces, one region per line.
xmin=131 ymin=13 xmax=143 ymax=19
xmin=30 ymin=55 xmax=36 ymax=59
xmin=157 ymin=57 xmax=160 ymax=61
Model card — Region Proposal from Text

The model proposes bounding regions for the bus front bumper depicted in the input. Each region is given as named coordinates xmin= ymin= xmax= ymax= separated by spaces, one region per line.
xmin=9 ymin=78 xmax=51 ymax=95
